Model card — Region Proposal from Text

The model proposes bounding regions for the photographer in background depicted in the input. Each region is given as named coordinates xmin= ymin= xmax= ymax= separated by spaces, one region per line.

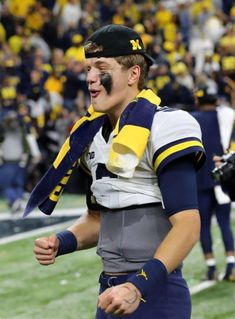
xmin=213 ymin=153 xmax=235 ymax=202
xmin=0 ymin=101 xmax=41 ymax=215
xmin=191 ymin=83 xmax=235 ymax=281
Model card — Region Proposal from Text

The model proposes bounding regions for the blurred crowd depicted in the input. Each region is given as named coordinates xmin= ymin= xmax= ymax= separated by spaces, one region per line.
xmin=0 ymin=0 xmax=235 ymax=212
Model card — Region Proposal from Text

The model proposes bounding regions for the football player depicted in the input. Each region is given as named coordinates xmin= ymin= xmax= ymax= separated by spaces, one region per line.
xmin=192 ymin=83 xmax=235 ymax=281
xmin=32 ymin=25 xmax=205 ymax=318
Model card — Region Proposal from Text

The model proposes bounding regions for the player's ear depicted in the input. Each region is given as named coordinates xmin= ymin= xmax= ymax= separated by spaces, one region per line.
xmin=127 ymin=65 xmax=140 ymax=86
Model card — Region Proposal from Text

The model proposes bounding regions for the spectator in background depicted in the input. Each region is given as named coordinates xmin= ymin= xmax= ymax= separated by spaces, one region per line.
xmin=26 ymin=68 xmax=48 ymax=130
xmin=216 ymin=23 xmax=235 ymax=107
xmin=63 ymin=59 xmax=88 ymax=113
xmin=65 ymin=33 xmax=85 ymax=64
xmin=8 ymin=23 xmax=25 ymax=55
xmin=59 ymin=0 xmax=82 ymax=31
xmin=54 ymin=23 xmax=72 ymax=52
xmin=203 ymin=9 xmax=225 ymax=45
xmin=154 ymin=1 xmax=173 ymax=41
xmin=99 ymin=0 xmax=115 ymax=24
xmin=147 ymin=61 xmax=172 ymax=96
xmin=25 ymin=2 xmax=44 ymax=32
xmin=36 ymin=105 xmax=70 ymax=173
xmin=171 ymin=61 xmax=194 ymax=90
xmin=29 ymin=29 xmax=51 ymax=62
xmin=177 ymin=0 xmax=192 ymax=49
xmin=133 ymin=23 xmax=153 ymax=51
xmin=158 ymin=78 xmax=195 ymax=111
xmin=203 ymin=50 xmax=221 ymax=77
xmin=112 ymin=3 xmax=126 ymax=25
xmin=44 ymin=64 xmax=65 ymax=112
xmin=191 ymin=0 xmax=213 ymax=28
xmin=191 ymin=82 xmax=235 ymax=281
xmin=149 ymin=39 xmax=168 ymax=65
xmin=123 ymin=0 xmax=140 ymax=25
xmin=162 ymin=40 xmax=185 ymax=67
xmin=51 ymin=48 xmax=65 ymax=67
xmin=189 ymin=31 xmax=214 ymax=76
xmin=40 ymin=7 xmax=58 ymax=49
xmin=0 ymin=2 xmax=17 ymax=39
xmin=222 ymin=0 xmax=234 ymax=16
xmin=82 ymin=0 xmax=99 ymax=27
xmin=0 ymin=98 xmax=41 ymax=214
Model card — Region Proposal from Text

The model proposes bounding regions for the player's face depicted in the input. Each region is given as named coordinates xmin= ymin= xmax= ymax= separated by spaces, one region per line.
xmin=85 ymin=57 xmax=136 ymax=122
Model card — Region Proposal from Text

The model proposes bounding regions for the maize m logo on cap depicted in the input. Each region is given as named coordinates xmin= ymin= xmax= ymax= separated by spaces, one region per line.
xmin=130 ymin=39 xmax=142 ymax=51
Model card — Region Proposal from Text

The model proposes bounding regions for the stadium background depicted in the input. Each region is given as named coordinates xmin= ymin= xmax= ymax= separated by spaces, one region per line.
xmin=0 ymin=0 xmax=235 ymax=318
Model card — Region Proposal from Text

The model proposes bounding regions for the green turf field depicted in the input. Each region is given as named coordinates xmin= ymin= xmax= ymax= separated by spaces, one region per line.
xmin=0 ymin=195 xmax=235 ymax=319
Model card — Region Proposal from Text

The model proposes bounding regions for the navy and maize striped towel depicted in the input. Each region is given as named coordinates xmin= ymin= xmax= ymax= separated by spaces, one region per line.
xmin=23 ymin=89 xmax=161 ymax=217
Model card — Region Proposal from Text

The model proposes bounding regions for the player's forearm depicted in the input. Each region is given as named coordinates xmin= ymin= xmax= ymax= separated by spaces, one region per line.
xmin=67 ymin=209 xmax=100 ymax=250
xmin=154 ymin=209 xmax=200 ymax=273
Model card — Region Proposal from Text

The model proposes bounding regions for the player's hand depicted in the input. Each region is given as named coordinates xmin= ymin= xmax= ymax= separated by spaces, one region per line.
xmin=213 ymin=155 xmax=223 ymax=168
xmin=98 ymin=282 xmax=141 ymax=316
xmin=33 ymin=235 xmax=59 ymax=265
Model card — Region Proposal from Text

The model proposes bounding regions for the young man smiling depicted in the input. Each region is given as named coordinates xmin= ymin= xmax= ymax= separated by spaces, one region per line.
xmin=30 ymin=24 xmax=205 ymax=318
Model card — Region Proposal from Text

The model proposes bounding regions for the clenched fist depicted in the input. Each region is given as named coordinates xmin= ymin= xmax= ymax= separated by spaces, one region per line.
xmin=98 ymin=282 xmax=141 ymax=316
xmin=33 ymin=235 xmax=59 ymax=265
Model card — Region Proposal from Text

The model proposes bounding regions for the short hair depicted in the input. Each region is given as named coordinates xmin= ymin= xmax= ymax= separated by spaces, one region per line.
xmin=115 ymin=54 xmax=149 ymax=90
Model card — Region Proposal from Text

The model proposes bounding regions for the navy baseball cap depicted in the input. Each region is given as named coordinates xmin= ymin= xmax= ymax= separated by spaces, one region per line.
xmin=84 ymin=24 xmax=155 ymax=66
xmin=195 ymin=84 xmax=218 ymax=104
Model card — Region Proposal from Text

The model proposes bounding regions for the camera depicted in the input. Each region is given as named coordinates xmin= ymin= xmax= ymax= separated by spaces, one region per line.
xmin=212 ymin=152 xmax=235 ymax=201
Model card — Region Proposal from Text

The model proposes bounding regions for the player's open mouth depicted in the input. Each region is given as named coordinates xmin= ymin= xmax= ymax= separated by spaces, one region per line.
xmin=89 ymin=90 xmax=100 ymax=98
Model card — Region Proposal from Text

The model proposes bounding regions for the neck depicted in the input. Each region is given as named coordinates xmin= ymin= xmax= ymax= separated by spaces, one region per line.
xmin=108 ymin=88 xmax=140 ymax=128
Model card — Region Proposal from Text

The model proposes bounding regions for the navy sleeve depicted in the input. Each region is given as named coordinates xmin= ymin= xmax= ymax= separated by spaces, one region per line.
xmin=158 ymin=155 xmax=198 ymax=216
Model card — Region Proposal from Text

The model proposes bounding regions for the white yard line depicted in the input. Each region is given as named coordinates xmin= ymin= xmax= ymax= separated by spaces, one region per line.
xmin=190 ymin=280 xmax=217 ymax=295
